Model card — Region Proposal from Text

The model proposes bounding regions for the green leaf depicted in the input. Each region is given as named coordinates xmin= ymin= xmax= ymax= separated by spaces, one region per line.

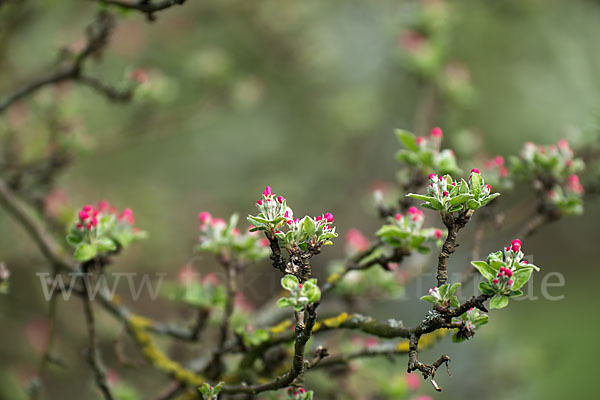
xmin=376 ymin=225 xmax=408 ymax=239
xmin=449 ymin=296 xmax=459 ymax=307
xmin=420 ymin=295 xmax=438 ymax=303
xmin=512 ymin=268 xmax=533 ymax=290
xmin=509 ymin=290 xmax=524 ymax=298
xmin=66 ymin=233 xmax=82 ymax=246
xmin=406 ymin=193 xmax=434 ymax=202
xmin=74 ymin=243 xmax=97 ymax=262
xmin=304 ymin=280 xmax=321 ymax=303
xmin=96 ymin=237 xmax=117 ymax=253
xmin=478 ymin=281 xmax=495 ymax=295
xmin=481 ymin=193 xmax=500 ymax=206
xmin=281 ymin=275 xmax=299 ymax=291
xmin=421 ymin=202 xmax=441 ymax=211
xmin=489 ymin=294 xmax=509 ymax=309
xmin=447 ymin=282 xmax=461 ymax=296
xmin=471 ymin=261 xmax=496 ymax=281
xmin=395 ymin=129 xmax=418 ymax=151
xmin=471 ymin=172 xmax=483 ymax=198
xmin=276 ymin=298 xmax=294 ymax=308
xmin=449 ymin=194 xmax=472 ymax=206
xmin=452 ymin=332 xmax=466 ymax=343
xmin=303 ymin=216 xmax=316 ymax=237
xmin=473 ymin=314 xmax=489 ymax=326
xmin=466 ymin=199 xmax=481 ymax=210
xmin=438 ymin=284 xmax=448 ymax=297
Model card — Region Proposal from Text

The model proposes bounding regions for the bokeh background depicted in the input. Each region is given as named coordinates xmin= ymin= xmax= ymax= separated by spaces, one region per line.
xmin=1 ymin=0 xmax=599 ymax=399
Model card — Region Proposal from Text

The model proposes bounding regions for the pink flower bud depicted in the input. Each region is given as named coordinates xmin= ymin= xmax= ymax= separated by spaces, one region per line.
xmin=91 ymin=217 xmax=98 ymax=226
xmin=98 ymin=200 xmax=109 ymax=211
xmin=511 ymin=239 xmax=521 ymax=251
xmin=408 ymin=206 xmax=419 ymax=215
xmin=87 ymin=223 xmax=93 ymax=230
xmin=294 ymin=218 xmax=300 ymax=223
xmin=299 ymin=388 xmax=306 ymax=394
xmin=416 ymin=136 xmax=425 ymax=145
xmin=198 ymin=211 xmax=211 ymax=224
xmin=499 ymin=167 xmax=508 ymax=177
xmin=263 ymin=186 xmax=273 ymax=196
xmin=130 ymin=68 xmax=148 ymax=84
xmin=434 ymin=229 xmax=442 ymax=239
xmin=507 ymin=279 xmax=514 ymax=286
xmin=430 ymin=126 xmax=443 ymax=138
xmin=505 ymin=269 xmax=513 ymax=277
xmin=260 ymin=238 xmax=269 ymax=247
xmin=405 ymin=372 xmax=421 ymax=391
xmin=277 ymin=195 xmax=285 ymax=203
xmin=257 ymin=199 xmax=263 ymax=206
xmin=558 ymin=139 xmax=569 ymax=148
xmin=494 ymin=156 xmax=504 ymax=166
xmin=522 ymin=260 xmax=528 ymax=264
xmin=286 ymin=220 xmax=293 ymax=226
xmin=394 ymin=213 xmax=403 ymax=221
xmin=298 ymin=284 xmax=303 ymax=289
xmin=83 ymin=205 xmax=94 ymax=212
xmin=324 ymin=212 xmax=334 ymax=223
xmin=77 ymin=223 xmax=83 ymax=230
xmin=346 ymin=228 xmax=370 ymax=252
xmin=443 ymin=191 xmax=449 ymax=197
xmin=493 ymin=279 xmax=499 ymax=284
xmin=284 ymin=211 xmax=290 ymax=218
xmin=486 ymin=184 xmax=491 ymax=191
xmin=429 ymin=173 xmax=436 ymax=180
xmin=79 ymin=211 xmax=89 ymax=220
xmin=211 ymin=218 xmax=225 ymax=227
xmin=471 ymin=168 xmax=480 ymax=174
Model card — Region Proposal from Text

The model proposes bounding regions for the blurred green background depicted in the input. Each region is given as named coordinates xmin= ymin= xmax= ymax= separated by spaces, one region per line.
xmin=1 ymin=0 xmax=599 ymax=399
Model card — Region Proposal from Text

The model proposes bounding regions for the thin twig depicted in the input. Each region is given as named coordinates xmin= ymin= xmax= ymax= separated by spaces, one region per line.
xmin=82 ymin=292 xmax=115 ymax=400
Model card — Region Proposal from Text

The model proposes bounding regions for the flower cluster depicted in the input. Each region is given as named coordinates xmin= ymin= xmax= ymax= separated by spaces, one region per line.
xmin=286 ymin=387 xmax=313 ymax=400
xmin=547 ymin=173 xmax=584 ymax=215
xmin=162 ymin=268 xmax=226 ymax=309
xmin=399 ymin=1 xmax=474 ymax=105
xmin=276 ymin=275 xmax=321 ymax=311
xmin=512 ymin=140 xmax=583 ymax=179
xmin=198 ymin=382 xmax=224 ymax=400
xmin=482 ymin=155 xmax=513 ymax=191
xmin=247 ymin=186 xmax=337 ymax=252
xmin=510 ymin=139 xmax=585 ymax=215
xmin=420 ymin=282 xmax=460 ymax=308
xmin=66 ymin=201 xmax=147 ymax=262
xmin=472 ymin=239 xmax=540 ymax=309
xmin=408 ymin=170 xmax=500 ymax=213
xmin=395 ymin=128 xmax=461 ymax=177
xmin=452 ymin=307 xmax=489 ymax=343
xmin=196 ymin=212 xmax=270 ymax=263
xmin=376 ymin=206 xmax=443 ymax=253
xmin=235 ymin=324 xmax=270 ymax=347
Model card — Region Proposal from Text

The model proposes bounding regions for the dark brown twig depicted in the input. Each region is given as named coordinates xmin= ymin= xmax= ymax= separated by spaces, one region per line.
xmin=82 ymin=292 xmax=115 ymax=400
xmin=95 ymin=0 xmax=186 ymax=22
